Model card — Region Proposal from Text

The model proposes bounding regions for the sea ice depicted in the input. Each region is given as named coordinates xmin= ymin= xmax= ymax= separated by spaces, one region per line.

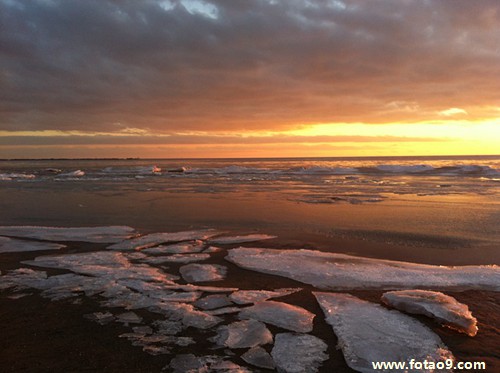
xmin=314 ymin=292 xmax=454 ymax=372
xmin=168 ymin=354 xmax=251 ymax=373
xmin=141 ymin=240 xmax=205 ymax=254
xmin=141 ymin=253 xmax=211 ymax=264
xmin=208 ymin=234 xmax=276 ymax=244
xmin=0 ymin=236 xmax=65 ymax=253
xmin=84 ymin=311 xmax=115 ymax=325
xmin=211 ymin=319 xmax=273 ymax=348
xmin=226 ymin=248 xmax=500 ymax=291
xmin=116 ymin=311 xmax=143 ymax=325
xmin=381 ymin=290 xmax=478 ymax=336
xmin=241 ymin=346 xmax=275 ymax=370
xmin=0 ymin=226 xmax=135 ymax=243
xmin=107 ymin=230 xmax=219 ymax=251
xmin=238 ymin=301 xmax=314 ymax=333
xmin=180 ymin=264 xmax=227 ymax=282
xmin=229 ymin=288 xmax=302 ymax=305
xmin=194 ymin=294 xmax=233 ymax=310
xmin=271 ymin=333 xmax=328 ymax=373
xmin=206 ymin=307 xmax=242 ymax=316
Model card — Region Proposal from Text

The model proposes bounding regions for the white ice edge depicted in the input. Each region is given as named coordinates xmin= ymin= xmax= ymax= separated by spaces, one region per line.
xmin=0 ymin=226 xmax=135 ymax=243
xmin=314 ymin=292 xmax=454 ymax=373
xmin=226 ymin=248 xmax=500 ymax=291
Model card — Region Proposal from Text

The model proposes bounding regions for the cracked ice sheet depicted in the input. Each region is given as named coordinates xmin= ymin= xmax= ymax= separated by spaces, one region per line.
xmin=22 ymin=251 xmax=177 ymax=283
xmin=226 ymin=248 xmax=500 ymax=291
xmin=211 ymin=319 xmax=273 ymax=348
xmin=180 ymin=264 xmax=227 ymax=283
xmin=0 ymin=236 xmax=65 ymax=253
xmin=107 ymin=230 xmax=220 ymax=251
xmin=140 ymin=253 xmax=210 ymax=264
xmin=208 ymin=234 xmax=276 ymax=245
xmin=314 ymin=292 xmax=454 ymax=373
xmin=141 ymin=240 xmax=205 ymax=254
xmin=230 ymin=288 xmax=302 ymax=305
xmin=0 ymin=226 xmax=135 ymax=243
xmin=238 ymin=300 xmax=314 ymax=333
xmin=271 ymin=333 xmax=328 ymax=373
xmin=381 ymin=290 xmax=478 ymax=336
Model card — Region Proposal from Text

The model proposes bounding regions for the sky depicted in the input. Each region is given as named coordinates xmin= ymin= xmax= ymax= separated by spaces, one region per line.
xmin=0 ymin=0 xmax=499 ymax=158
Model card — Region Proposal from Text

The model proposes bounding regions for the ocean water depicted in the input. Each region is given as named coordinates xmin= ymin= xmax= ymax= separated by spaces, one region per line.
xmin=0 ymin=155 xmax=499 ymax=264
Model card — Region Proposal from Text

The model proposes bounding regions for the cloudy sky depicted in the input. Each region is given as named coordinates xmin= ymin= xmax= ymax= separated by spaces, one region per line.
xmin=1 ymin=0 xmax=499 ymax=158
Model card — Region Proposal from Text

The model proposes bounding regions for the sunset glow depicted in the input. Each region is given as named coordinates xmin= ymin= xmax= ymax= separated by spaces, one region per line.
xmin=1 ymin=0 xmax=499 ymax=158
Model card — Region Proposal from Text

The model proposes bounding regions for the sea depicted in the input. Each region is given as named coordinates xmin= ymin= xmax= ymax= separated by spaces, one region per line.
xmin=0 ymin=155 xmax=499 ymax=372
xmin=0 ymin=155 xmax=498 ymax=264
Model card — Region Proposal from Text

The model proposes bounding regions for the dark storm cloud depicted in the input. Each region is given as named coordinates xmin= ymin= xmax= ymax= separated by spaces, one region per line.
xmin=1 ymin=0 xmax=499 ymax=133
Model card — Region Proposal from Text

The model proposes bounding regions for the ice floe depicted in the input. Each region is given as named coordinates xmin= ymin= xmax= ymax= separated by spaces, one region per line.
xmin=0 ymin=226 xmax=135 ymax=243
xmin=141 ymin=240 xmax=205 ymax=254
xmin=168 ymin=354 xmax=251 ymax=373
xmin=226 ymin=248 xmax=500 ymax=291
xmin=271 ymin=333 xmax=328 ymax=373
xmin=194 ymin=294 xmax=233 ymax=310
xmin=141 ymin=253 xmax=211 ymax=264
xmin=381 ymin=290 xmax=478 ymax=336
xmin=211 ymin=319 xmax=273 ymax=348
xmin=208 ymin=234 xmax=276 ymax=245
xmin=314 ymin=292 xmax=454 ymax=372
xmin=0 ymin=236 xmax=65 ymax=253
xmin=180 ymin=264 xmax=227 ymax=283
xmin=229 ymin=288 xmax=302 ymax=305
xmin=107 ymin=230 xmax=219 ymax=251
xmin=238 ymin=301 xmax=314 ymax=333
xmin=241 ymin=346 xmax=275 ymax=370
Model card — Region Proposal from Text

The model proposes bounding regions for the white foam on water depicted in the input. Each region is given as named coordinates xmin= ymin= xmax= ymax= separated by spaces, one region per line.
xmin=314 ymin=292 xmax=454 ymax=373
xmin=211 ymin=319 xmax=273 ymax=349
xmin=238 ymin=301 xmax=314 ymax=333
xmin=381 ymin=290 xmax=478 ymax=336
xmin=180 ymin=264 xmax=227 ymax=283
xmin=241 ymin=346 xmax=276 ymax=370
xmin=0 ymin=226 xmax=135 ymax=243
xmin=0 ymin=236 xmax=65 ymax=253
xmin=229 ymin=288 xmax=302 ymax=305
xmin=0 ymin=172 xmax=36 ymax=180
xmin=208 ymin=234 xmax=276 ymax=245
xmin=271 ymin=333 xmax=328 ymax=373
xmin=226 ymin=248 xmax=500 ymax=291
xmin=108 ymin=230 xmax=219 ymax=251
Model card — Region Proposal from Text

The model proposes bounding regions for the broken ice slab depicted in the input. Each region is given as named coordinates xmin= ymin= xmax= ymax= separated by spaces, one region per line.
xmin=168 ymin=354 xmax=251 ymax=373
xmin=141 ymin=240 xmax=205 ymax=254
xmin=271 ymin=333 xmax=328 ymax=373
xmin=229 ymin=288 xmax=302 ymax=305
xmin=0 ymin=226 xmax=135 ymax=243
xmin=194 ymin=294 xmax=233 ymax=310
xmin=116 ymin=311 xmax=143 ymax=325
xmin=314 ymin=292 xmax=454 ymax=373
xmin=141 ymin=253 xmax=211 ymax=264
xmin=203 ymin=246 xmax=223 ymax=253
xmin=180 ymin=264 xmax=227 ymax=283
xmin=0 ymin=236 xmax=65 ymax=253
xmin=211 ymin=319 xmax=273 ymax=348
xmin=181 ymin=308 xmax=223 ymax=329
xmin=107 ymin=229 xmax=219 ymax=251
xmin=238 ymin=300 xmax=314 ymax=333
xmin=227 ymin=248 xmax=500 ymax=291
xmin=162 ymin=284 xmax=238 ymax=293
xmin=208 ymin=234 xmax=276 ymax=245
xmin=84 ymin=311 xmax=115 ymax=325
xmin=241 ymin=346 xmax=276 ymax=370
xmin=206 ymin=307 xmax=242 ymax=316
xmin=381 ymin=289 xmax=478 ymax=336
xmin=22 ymin=251 xmax=176 ymax=283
